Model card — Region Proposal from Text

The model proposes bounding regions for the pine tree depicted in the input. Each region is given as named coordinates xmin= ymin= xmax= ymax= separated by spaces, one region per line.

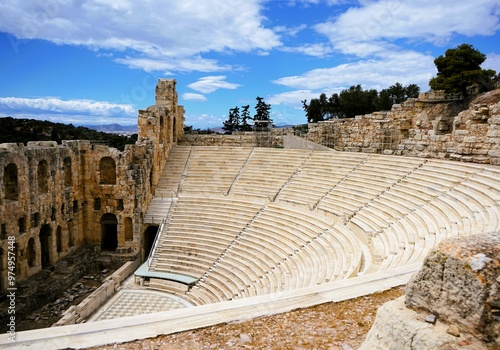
xmin=253 ymin=97 xmax=272 ymax=131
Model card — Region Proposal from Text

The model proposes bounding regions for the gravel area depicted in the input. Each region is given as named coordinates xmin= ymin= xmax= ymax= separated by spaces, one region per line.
xmin=86 ymin=286 xmax=404 ymax=350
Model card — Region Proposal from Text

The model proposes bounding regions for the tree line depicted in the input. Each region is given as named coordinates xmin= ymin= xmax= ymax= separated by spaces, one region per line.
xmin=303 ymin=43 xmax=498 ymax=124
xmin=223 ymin=96 xmax=273 ymax=134
xmin=0 ymin=117 xmax=138 ymax=151
xmin=302 ymin=82 xmax=420 ymax=123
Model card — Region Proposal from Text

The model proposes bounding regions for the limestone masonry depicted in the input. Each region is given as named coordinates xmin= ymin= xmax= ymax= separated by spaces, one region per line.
xmin=0 ymin=79 xmax=183 ymax=295
xmin=360 ymin=233 xmax=499 ymax=349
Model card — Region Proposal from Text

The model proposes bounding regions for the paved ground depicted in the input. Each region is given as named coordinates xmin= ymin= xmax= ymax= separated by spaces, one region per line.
xmin=87 ymin=277 xmax=192 ymax=322
xmin=88 ymin=289 xmax=191 ymax=322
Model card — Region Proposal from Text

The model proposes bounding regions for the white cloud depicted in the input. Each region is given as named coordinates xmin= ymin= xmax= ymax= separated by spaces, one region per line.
xmin=274 ymin=50 xmax=435 ymax=91
xmin=188 ymin=76 xmax=241 ymax=94
xmin=0 ymin=97 xmax=137 ymax=125
xmin=267 ymin=90 xmax=323 ymax=106
xmin=0 ymin=0 xmax=281 ymax=73
xmin=281 ymin=43 xmax=335 ymax=57
xmin=182 ymin=93 xmax=207 ymax=102
xmin=273 ymin=0 xmax=499 ymax=96
xmin=484 ymin=53 xmax=500 ymax=72
xmin=315 ymin=0 xmax=500 ymax=47
xmin=184 ymin=113 xmax=224 ymax=128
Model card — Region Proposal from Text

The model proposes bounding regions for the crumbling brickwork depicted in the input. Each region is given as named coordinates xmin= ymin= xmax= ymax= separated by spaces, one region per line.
xmin=307 ymin=89 xmax=500 ymax=164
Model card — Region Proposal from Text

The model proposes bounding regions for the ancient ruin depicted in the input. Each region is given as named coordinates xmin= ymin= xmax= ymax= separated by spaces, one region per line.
xmin=1 ymin=81 xmax=500 ymax=349
xmin=0 ymin=79 xmax=183 ymax=322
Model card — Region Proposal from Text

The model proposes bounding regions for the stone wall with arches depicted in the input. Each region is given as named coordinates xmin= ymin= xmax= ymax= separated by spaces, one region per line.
xmin=0 ymin=79 xmax=184 ymax=293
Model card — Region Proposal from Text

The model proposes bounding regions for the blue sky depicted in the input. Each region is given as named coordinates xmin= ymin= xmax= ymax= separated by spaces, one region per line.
xmin=0 ymin=0 xmax=499 ymax=129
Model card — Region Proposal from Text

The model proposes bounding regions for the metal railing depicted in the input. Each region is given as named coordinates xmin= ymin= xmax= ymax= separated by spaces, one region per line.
xmin=147 ymin=217 xmax=167 ymax=268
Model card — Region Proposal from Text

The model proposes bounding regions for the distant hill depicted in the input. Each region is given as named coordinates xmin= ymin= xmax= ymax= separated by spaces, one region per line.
xmin=0 ymin=117 xmax=137 ymax=151
xmin=84 ymin=123 xmax=138 ymax=134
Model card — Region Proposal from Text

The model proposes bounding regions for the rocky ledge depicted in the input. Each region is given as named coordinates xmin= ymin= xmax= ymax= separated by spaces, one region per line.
xmin=360 ymin=232 xmax=500 ymax=350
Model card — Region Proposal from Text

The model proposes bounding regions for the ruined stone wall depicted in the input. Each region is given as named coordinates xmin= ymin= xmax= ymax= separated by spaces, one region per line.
xmin=0 ymin=79 xmax=183 ymax=293
xmin=180 ymin=128 xmax=289 ymax=147
xmin=307 ymin=89 xmax=500 ymax=164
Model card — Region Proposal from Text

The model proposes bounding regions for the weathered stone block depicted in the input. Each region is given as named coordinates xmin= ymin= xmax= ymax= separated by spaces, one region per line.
xmin=405 ymin=232 xmax=500 ymax=343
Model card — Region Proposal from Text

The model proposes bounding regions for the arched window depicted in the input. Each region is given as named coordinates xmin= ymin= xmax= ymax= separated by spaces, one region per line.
xmin=68 ymin=220 xmax=75 ymax=247
xmin=56 ymin=226 xmax=63 ymax=253
xmin=173 ymin=116 xmax=177 ymax=142
xmin=99 ymin=157 xmax=116 ymax=184
xmin=27 ymin=238 xmax=35 ymax=267
xmin=159 ymin=116 xmax=165 ymax=144
xmin=39 ymin=224 xmax=52 ymax=269
xmin=124 ymin=217 xmax=133 ymax=241
xmin=63 ymin=157 xmax=72 ymax=187
xmin=4 ymin=163 xmax=18 ymax=200
xmin=38 ymin=160 xmax=49 ymax=193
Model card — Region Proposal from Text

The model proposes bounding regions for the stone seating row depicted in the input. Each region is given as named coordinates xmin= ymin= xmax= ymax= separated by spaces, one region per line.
xmin=146 ymin=147 xmax=500 ymax=303
xmin=148 ymin=196 xmax=365 ymax=303
xmin=155 ymin=146 xmax=191 ymax=195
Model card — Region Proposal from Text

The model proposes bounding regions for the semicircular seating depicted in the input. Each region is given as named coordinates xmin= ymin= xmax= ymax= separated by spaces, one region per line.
xmin=145 ymin=146 xmax=500 ymax=303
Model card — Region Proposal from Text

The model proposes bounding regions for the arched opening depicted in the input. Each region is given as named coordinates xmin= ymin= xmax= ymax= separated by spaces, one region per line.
xmin=68 ymin=220 xmax=75 ymax=247
xmin=56 ymin=226 xmax=63 ymax=253
xmin=27 ymin=238 xmax=35 ymax=267
xmin=159 ymin=116 xmax=165 ymax=144
xmin=173 ymin=116 xmax=177 ymax=141
xmin=39 ymin=224 xmax=52 ymax=269
xmin=149 ymin=166 xmax=154 ymax=193
xmin=144 ymin=226 xmax=159 ymax=260
xmin=99 ymin=157 xmax=116 ymax=184
xmin=63 ymin=157 xmax=72 ymax=187
xmin=4 ymin=163 xmax=18 ymax=200
xmin=124 ymin=217 xmax=133 ymax=241
xmin=101 ymin=213 xmax=118 ymax=251
xmin=38 ymin=160 xmax=49 ymax=193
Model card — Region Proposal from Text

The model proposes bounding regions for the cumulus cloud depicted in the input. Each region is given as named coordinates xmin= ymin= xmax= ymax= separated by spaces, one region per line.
xmin=272 ymin=0 xmax=497 ymax=100
xmin=0 ymin=97 xmax=137 ymax=125
xmin=0 ymin=0 xmax=281 ymax=73
xmin=274 ymin=50 xmax=435 ymax=91
xmin=267 ymin=90 xmax=323 ymax=106
xmin=184 ymin=113 xmax=224 ymax=128
xmin=484 ymin=53 xmax=500 ymax=72
xmin=182 ymin=93 xmax=207 ymax=102
xmin=188 ymin=76 xmax=241 ymax=94
xmin=315 ymin=0 xmax=500 ymax=46
xmin=281 ymin=43 xmax=335 ymax=57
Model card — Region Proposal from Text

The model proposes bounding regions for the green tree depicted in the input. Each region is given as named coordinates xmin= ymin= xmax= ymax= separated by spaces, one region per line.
xmin=338 ymin=85 xmax=378 ymax=118
xmin=405 ymin=84 xmax=420 ymax=99
xmin=223 ymin=106 xmax=240 ymax=134
xmin=240 ymin=105 xmax=253 ymax=131
xmin=302 ymin=98 xmax=323 ymax=123
xmin=253 ymin=97 xmax=272 ymax=131
xmin=429 ymin=43 xmax=496 ymax=95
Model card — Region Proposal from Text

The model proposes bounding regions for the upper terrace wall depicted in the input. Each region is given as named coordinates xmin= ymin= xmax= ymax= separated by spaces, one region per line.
xmin=0 ymin=79 xmax=183 ymax=293
xmin=307 ymin=89 xmax=500 ymax=164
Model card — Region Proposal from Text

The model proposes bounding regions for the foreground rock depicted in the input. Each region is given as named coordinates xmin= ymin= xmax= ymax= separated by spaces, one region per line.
xmin=360 ymin=232 xmax=500 ymax=350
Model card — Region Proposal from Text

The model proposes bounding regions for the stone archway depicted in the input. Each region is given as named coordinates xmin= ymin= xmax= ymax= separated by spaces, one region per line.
xmin=27 ymin=238 xmax=35 ymax=268
xmin=56 ymin=226 xmax=63 ymax=253
xmin=3 ymin=163 xmax=18 ymax=201
xmin=99 ymin=157 xmax=116 ymax=185
xmin=39 ymin=224 xmax=52 ymax=269
xmin=37 ymin=160 xmax=49 ymax=193
xmin=144 ymin=226 xmax=159 ymax=260
xmin=101 ymin=213 xmax=118 ymax=251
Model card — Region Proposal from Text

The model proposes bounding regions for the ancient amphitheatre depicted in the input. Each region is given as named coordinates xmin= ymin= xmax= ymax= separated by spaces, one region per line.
xmin=1 ymin=79 xmax=500 ymax=349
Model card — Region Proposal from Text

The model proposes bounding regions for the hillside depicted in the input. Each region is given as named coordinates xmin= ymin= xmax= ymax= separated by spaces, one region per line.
xmin=0 ymin=117 xmax=138 ymax=151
